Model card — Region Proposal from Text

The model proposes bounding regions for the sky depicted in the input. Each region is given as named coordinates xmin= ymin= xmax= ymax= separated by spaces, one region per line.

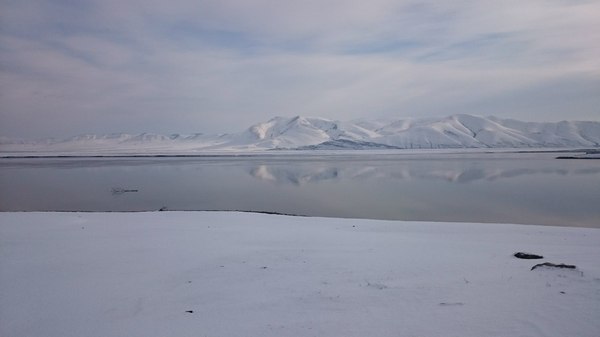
xmin=1 ymin=0 xmax=599 ymax=138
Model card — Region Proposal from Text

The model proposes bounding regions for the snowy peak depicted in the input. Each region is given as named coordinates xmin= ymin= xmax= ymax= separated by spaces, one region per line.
xmin=240 ymin=115 xmax=383 ymax=149
xmin=443 ymin=114 xmax=537 ymax=147
xmin=357 ymin=114 xmax=599 ymax=149
xmin=238 ymin=116 xmax=345 ymax=149
xmin=248 ymin=116 xmax=331 ymax=140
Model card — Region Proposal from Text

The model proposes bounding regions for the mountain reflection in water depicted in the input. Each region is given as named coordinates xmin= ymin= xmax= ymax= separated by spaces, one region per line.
xmin=248 ymin=163 xmax=600 ymax=185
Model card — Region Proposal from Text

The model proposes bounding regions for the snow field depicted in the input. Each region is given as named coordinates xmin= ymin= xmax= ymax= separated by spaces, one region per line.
xmin=1 ymin=212 xmax=599 ymax=337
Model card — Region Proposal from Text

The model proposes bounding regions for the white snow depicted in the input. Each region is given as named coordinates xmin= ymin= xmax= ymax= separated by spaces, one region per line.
xmin=1 ymin=211 xmax=599 ymax=337
xmin=2 ymin=114 xmax=599 ymax=154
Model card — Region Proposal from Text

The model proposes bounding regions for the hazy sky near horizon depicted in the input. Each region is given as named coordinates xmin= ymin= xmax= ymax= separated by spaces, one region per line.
xmin=1 ymin=0 xmax=599 ymax=138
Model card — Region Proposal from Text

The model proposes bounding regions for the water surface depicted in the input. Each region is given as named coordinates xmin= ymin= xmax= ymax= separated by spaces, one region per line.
xmin=1 ymin=152 xmax=599 ymax=227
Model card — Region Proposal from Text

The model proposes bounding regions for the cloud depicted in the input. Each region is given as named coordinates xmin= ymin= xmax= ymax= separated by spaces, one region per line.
xmin=1 ymin=0 xmax=599 ymax=138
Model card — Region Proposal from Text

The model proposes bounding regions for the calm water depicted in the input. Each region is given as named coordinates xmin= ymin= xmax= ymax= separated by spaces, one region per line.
xmin=1 ymin=152 xmax=599 ymax=227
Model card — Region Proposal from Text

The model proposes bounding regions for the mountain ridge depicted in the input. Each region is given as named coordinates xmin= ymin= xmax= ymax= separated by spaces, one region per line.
xmin=2 ymin=114 xmax=599 ymax=153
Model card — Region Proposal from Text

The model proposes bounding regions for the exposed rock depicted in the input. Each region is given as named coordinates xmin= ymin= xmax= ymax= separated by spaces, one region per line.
xmin=531 ymin=262 xmax=576 ymax=271
xmin=514 ymin=252 xmax=544 ymax=259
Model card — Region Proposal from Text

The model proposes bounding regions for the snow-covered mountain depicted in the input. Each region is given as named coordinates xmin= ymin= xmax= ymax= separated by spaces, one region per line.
xmin=1 ymin=114 xmax=599 ymax=154
xmin=235 ymin=114 xmax=600 ymax=150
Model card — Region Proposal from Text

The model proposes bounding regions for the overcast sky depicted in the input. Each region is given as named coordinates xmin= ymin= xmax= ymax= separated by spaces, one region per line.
xmin=1 ymin=0 xmax=599 ymax=138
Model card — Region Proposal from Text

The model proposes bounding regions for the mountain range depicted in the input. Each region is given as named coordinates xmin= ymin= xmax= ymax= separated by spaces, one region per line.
xmin=2 ymin=114 xmax=599 ymax=153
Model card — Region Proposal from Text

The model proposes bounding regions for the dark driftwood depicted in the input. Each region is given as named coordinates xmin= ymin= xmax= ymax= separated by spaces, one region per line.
xmin=111 ymin=187 xmax=139 ymax=195
xmin=531 ymin=262 xmax=576 ymax=271
xmin=514 ymin=252 xmax=543 ymax=259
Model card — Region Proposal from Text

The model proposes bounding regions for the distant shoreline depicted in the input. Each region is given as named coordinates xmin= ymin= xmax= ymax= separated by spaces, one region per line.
xmin=1 ymin=147 xmax=595 ymax=159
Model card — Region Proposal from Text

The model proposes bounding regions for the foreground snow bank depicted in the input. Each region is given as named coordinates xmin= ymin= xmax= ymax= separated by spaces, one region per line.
xmin=1 ymin=212 xmax=599 ymax=337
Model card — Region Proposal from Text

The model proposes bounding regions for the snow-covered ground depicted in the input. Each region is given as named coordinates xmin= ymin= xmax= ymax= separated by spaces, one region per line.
xmin=1 ymin=212 xmax=599 ymax=337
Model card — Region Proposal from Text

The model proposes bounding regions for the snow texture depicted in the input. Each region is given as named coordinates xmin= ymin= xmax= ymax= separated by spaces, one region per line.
xmin=1 ymin=212 xmax=599 ymax=337
xmin=2 ymin=114 xmax=599 ymax=154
